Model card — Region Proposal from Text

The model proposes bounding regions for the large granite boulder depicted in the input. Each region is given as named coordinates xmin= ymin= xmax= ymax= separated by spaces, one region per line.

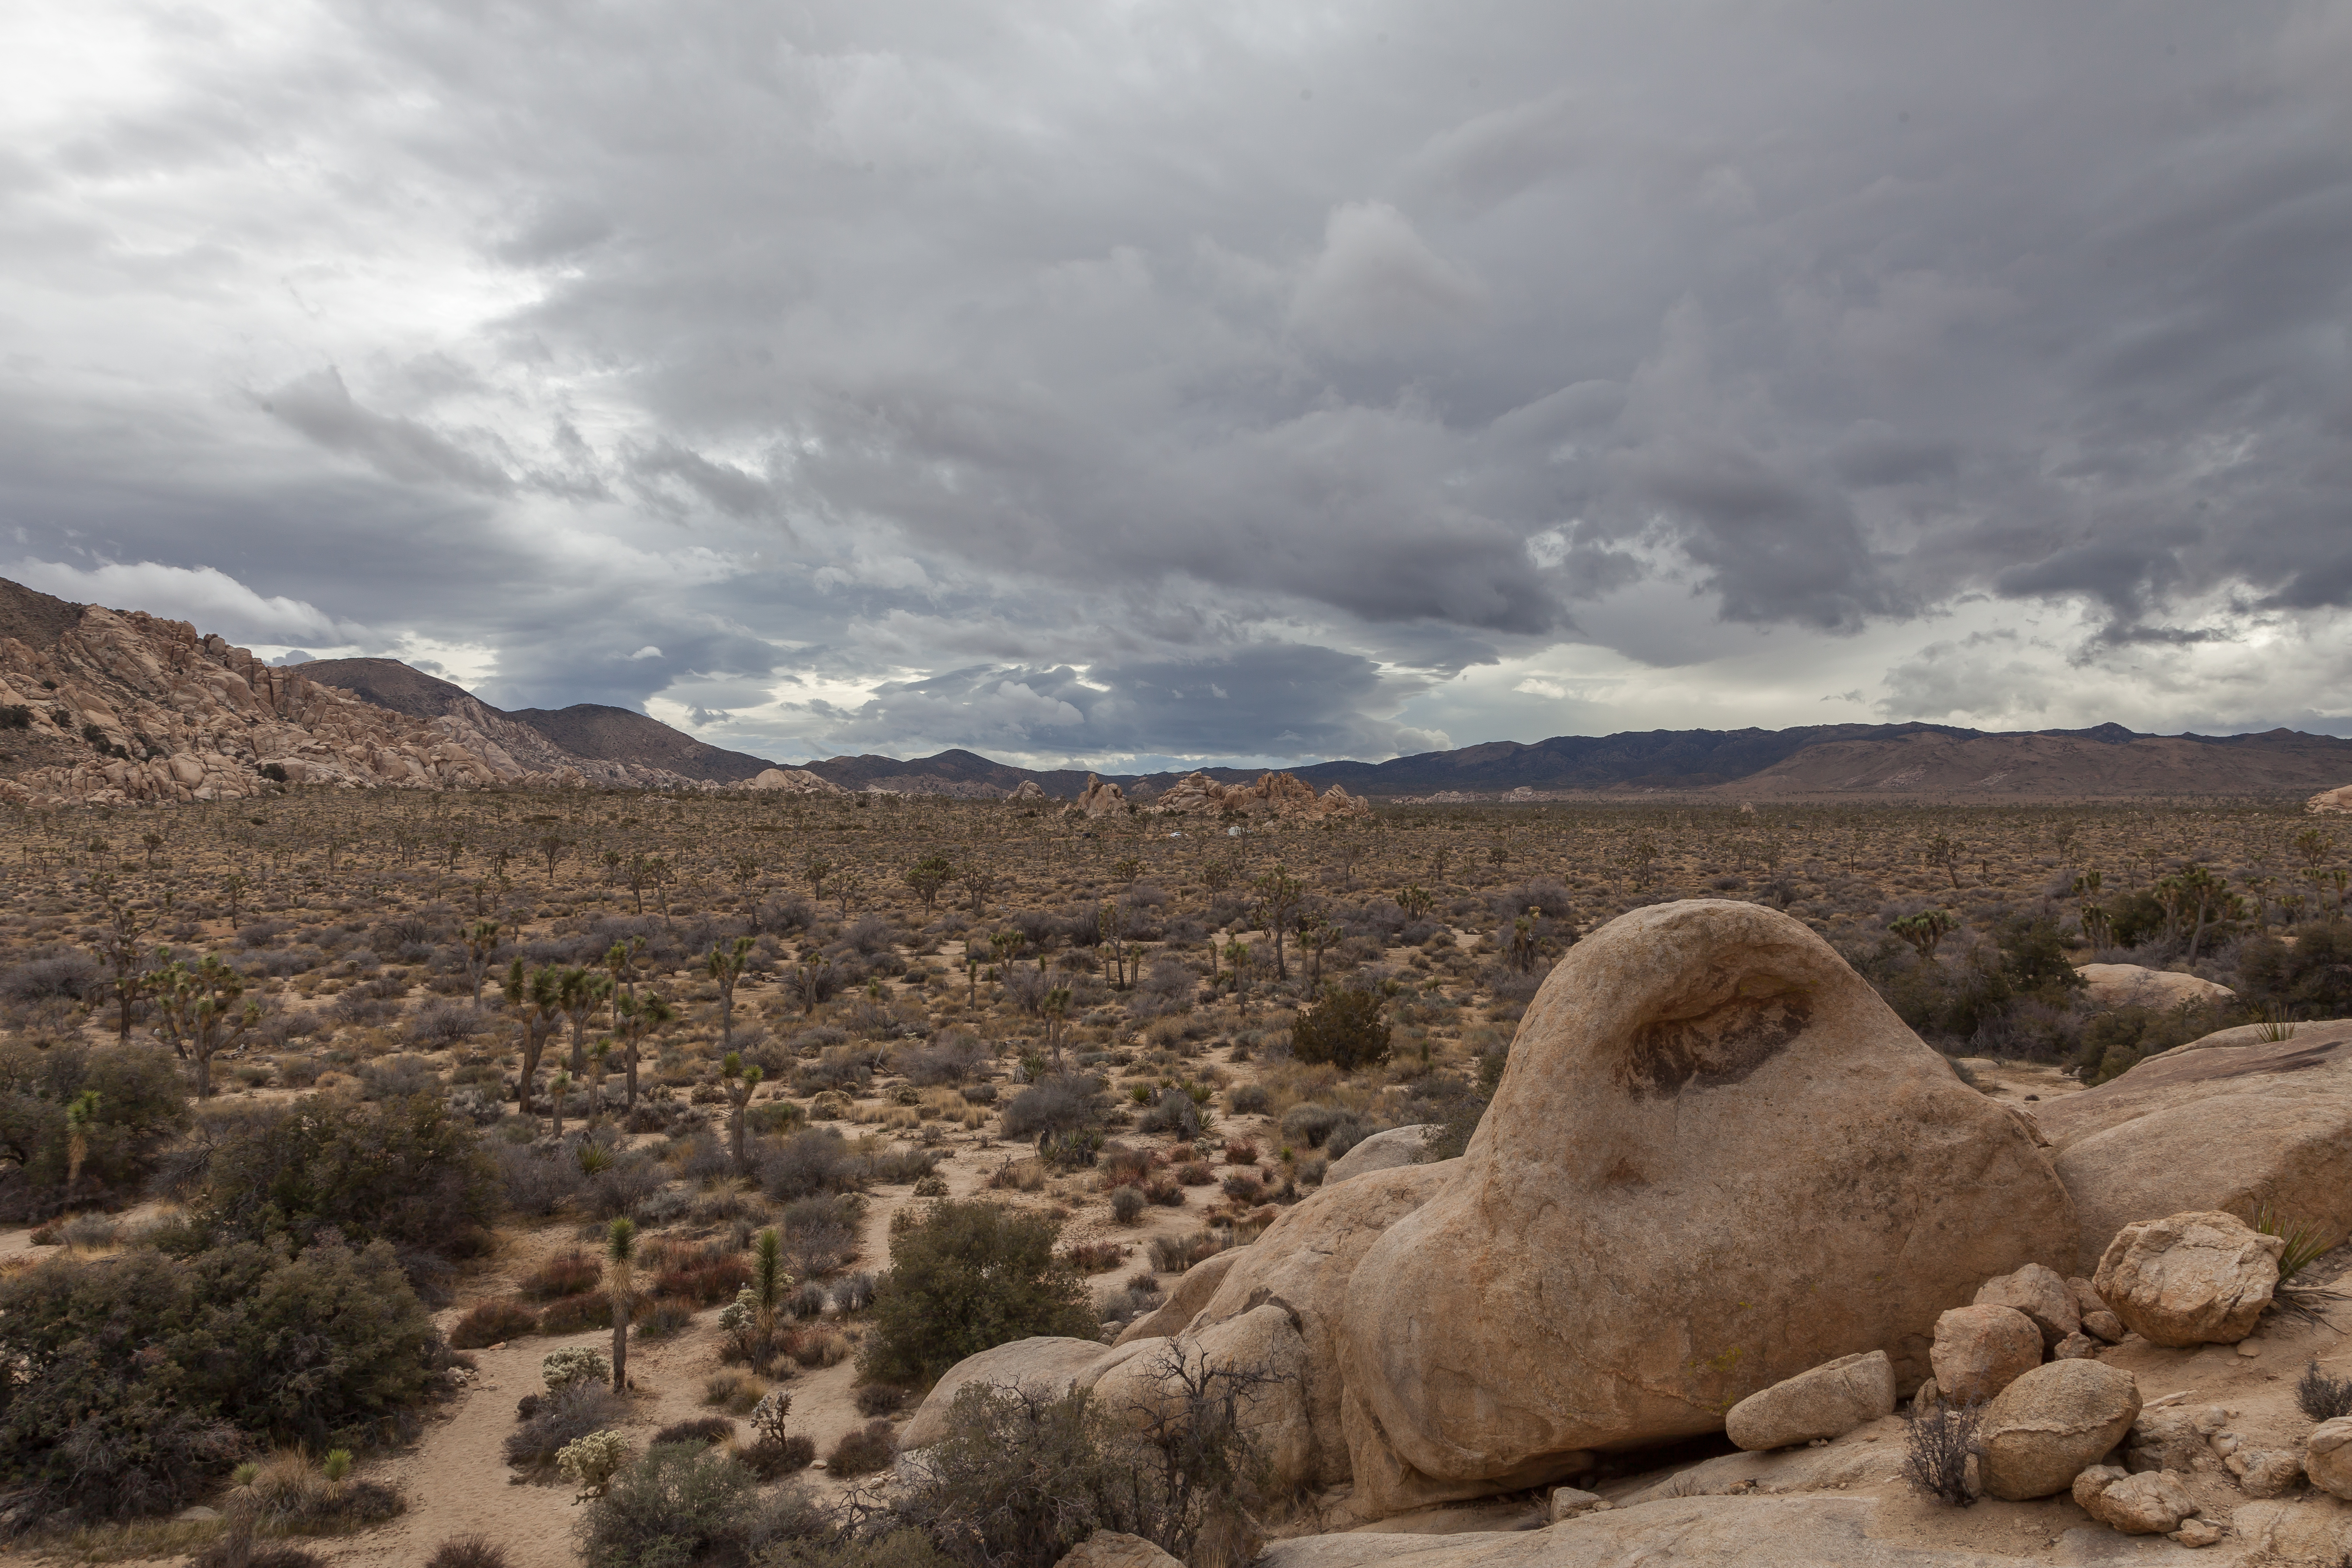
xmin=1928 ymin=1305 xmax=2043 ymax=1405
xmin=1337 ymin=901 xmax=2075 ymax=1515
xmin=1113 ymin=1249 xmax=1241 ymax=1345
xmin=1091 ymin=1304 xmax=1316 ymax=1484
xmin=2032 ymin=1020 xmax=2352 ymax=1274
xmin=1975 ymin=1359 xmax=2140 ymax=1500
xmin=2072 ymin=964 xmax=2234 ymax=1009
xmin=1724 ymin=1351 xmax=1895 ymax=1451
xmin=2093 ymin=1210 xmax=2283 ymax=1347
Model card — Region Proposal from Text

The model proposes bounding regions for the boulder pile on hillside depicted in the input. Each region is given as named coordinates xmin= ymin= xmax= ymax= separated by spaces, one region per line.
xmin=1148 ymin=770 xmax=1373 ymax=821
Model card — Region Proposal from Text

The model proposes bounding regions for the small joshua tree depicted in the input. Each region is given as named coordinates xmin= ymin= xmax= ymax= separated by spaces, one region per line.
xmin=607 ymin=1217 xmax=636 ymax=1393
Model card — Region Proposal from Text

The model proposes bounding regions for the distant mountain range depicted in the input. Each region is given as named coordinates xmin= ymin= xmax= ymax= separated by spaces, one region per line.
xmin=5 ymin=576 xmax=2346 ymax=804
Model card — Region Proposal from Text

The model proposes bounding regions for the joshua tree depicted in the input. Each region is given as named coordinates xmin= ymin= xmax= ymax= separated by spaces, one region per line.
xmin=505 ymin=959 xmax=563 ymax=1123
xmin=550 ymin=1071 xmax=570 ymax=1141
xmin=219 ymin=872 xmax=248 ymax=927
xmin=1253 ymin=866 xmax=1305 ymax=981
xmin=1397 ymin=884 xmax=1434 ymax=920
xmin=956 ymin=859 xmax=998 ymax=915
xmin=607 ymin=1217 xmax=636 ymax=1393
xmin=586 ymin=1038 xmax=612 ymax=1130
xmin=460 ymin=919 xmax=501 ymax=1010
xmin=902 ymin=852 xmax=953 ymax=916
xmin=536 ymin=831 xmax=571 ymax=880
xmin=89 ymin=877 xmax=150 ymax=1045
xmin=786 ymin=951 xmax=835 ymax=1016
xmin=613 ymin=989 xmax=672 ymax=1109
xmin=557 ymin=965 xmax=611 ymax=1073
xmin=1890 ymin=909 xmax=1957 ymax=961
xmin=706 ymin=935 xmax=755 ymax=1053
xmin=603 ymin=937 xmax=645 ymax=1024
xmin=149 ymin=952 xmax=261 ymax=1099
xmin=1042 ymin=987 xmax=1072 ymax=1072
xmin=801 ymin=852 xmax=834 ymax=905
xmin=722 ymin=1052 xmax=762 ymax=1167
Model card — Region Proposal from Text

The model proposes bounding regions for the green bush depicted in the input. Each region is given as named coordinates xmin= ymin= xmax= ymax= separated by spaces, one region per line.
xmin=0 ymin=1238 xmax=441 ymax=1522
xmin=0 ymin=1039 xmax=188 ymax=1220
xmin=186 ymin=1093 xmax=497 ymax=1264
xmin=859 ymin=1202 xmax=1096 ymax=1388
xmin=1289 ymin=986 xmax=1390 ymax=1070
xmin=825 ymin=1420 xmax=896 ymax=1477
xmin=575 ymin=1443 xmax=758 ymax=1568
xmin=2239 ymin=922 xmax=2352 ymax=1017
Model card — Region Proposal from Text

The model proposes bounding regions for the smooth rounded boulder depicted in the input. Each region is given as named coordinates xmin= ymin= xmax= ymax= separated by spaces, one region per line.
xmin=2309 ymin=1418 xmax=2352 ymax=1500
xmin=2034 ymin=1021 xmax=2352 ymax=1275
xmin=1337 ymin=901 xmax=2076 ymax=1511
xmin=1930 ymin=1305 xmax=2043 ymax=1405
xmin=1973 ymin=1263 xmax=2080 ymax=1348
xmin=1322 ymin=1125 xmax=1432 ymax=1185
xmin=2093 ymin=1210 xmax=2283 ymax=1346
xmin=901 ymin=1336 xmax=1112 ymax=1449
xmin=1976 ymin=1360 xmax=2141 ymax=1501
xmin=1725 ymin=1351 xmax=1896 ymax=1451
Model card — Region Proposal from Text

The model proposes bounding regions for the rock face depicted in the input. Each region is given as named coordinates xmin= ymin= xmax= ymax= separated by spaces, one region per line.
xmin=2093 ymin=1210 xmax=2283 ymax=1347
xmin=1194 ymin=1162 xmax=1454 ymax=1487
xmin=736 ymin=766 xmax=845 ymax=795
xmin=1004 ymin=779 xmax=1048 ymax=803
xmin=1975 ymin=1360 xmax=2141 ymax=1501
xmin=901 ymin=1336 xmax=1113 ymax=1449
xmin=1973 ymin=1263 xmax=2081 ymax=1349
xmin=1068 ymin=773 xmax=1128 ymax=819
xmin=2309 ymin=784 xmax=2352 ymax=815
xmin=1052 ymin=1533 xmax=1183 ymax=1568
xmin=2306 ymin=1417 xmax=2352 ymax=1500
xmin=1113 ymin=1250 xmax=1241 ymax=1346
xmin=1929 ymin=1306 xmax=2044 ymax=1405
xmin=1337 ymin=901 xmax=2075 ymax=1512
xmin=1147 ymin=770 xmax=1373 ymax=821
xmin=1724 ymin=1352 xmax=1896 ymax=1452
xmin=2031 ymin=1020 xmax=2352 ymax=1274
xmin=2072 ymin=1466 xmax=2198 ymax=1534
xmin=1322 ymin=1125 xmax=1432 ymax=1184
xmin=1091 ymin=1305 xmax=1315 ymax=1484
xmin=2072 ymin=964 xmax=2235 ymax=1009
xmin=0 ymin=580 xmax=723 ymax=805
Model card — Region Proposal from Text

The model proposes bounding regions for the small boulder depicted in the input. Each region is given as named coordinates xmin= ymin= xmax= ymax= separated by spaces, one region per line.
xmin=1547 ymin=1485 xmax=1604 ymax=1522
xmin=2171 ymin=1518 xmax=2225 ymax=1548
xmin=1724 ymin=1351 xmax=1896 ymax=1452
xmin=2126 ymin=1405 xmax=2226 ymax=1474
xmin=2228 ymin=1447 xmax=2303 ymax=1499
xmin=2307 ymin=1417 xmax=2352 ymax=1501
xmin=2054 ymin=1332 xmax=2099 ymax=1361
xmin=2094 ymin=1210 xmax=2284 ymax=1347
xmin=1976 ymin=1359 xmax=2141 ymax=1501
xmin=1321 ymin=1125 xmax=1432 ymax=1185
xmin=1974 ymin=1262 xmax=2081 ymax=1348
xmin=1053 ymin=1532 xmax=1183 ymax=1568
xmin=2082 ymin=1309 xmax=2127 ymax=1344
xmin=1930 ymin=1305 xmax=2043 ymax=1405
xmin=2072 ymin=1465 xmax=2198 ymax=1534
xmin=2066 ymin=1276 xmax=2108 ymax=1318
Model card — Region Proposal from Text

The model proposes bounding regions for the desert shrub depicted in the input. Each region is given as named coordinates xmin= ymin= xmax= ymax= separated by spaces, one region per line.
xmin=860 ymin=1201 xmax=1097 ymax=1387
xmin=704 ymin=1368 xmax=768 ymax=1415
xmin=654 ymin=1416 xmax=737 ymax=1448
xmin=449 ymin=1298 xmax=540 ymax=1348
xmin=742 ymin=1430 xmax=817 ymax=1481
xmin=869 ymin=1145 xmax=945 ymax=1185
xmin=236 ymin=1446 xmax=406 ymax=1530
xmin=1297 ymin=1154 xmax=1328 ymax=1186
xmin=0 ymin=1238 xmax=439 ymax=1522
xmin=793 ymin=1280 xmax=832 ymax=1319
xmin=793 ymin=1045 xmax=881 ymax=1097
xmin=1289 ymin=986 xmax=1390 ymax=1070
xmin=1173 ymin=1160 xmax=1213 ymax=1186
xmin=0 ymin=1038 xmax=189 ymax=1220
xmin=893 ymin=1371 xmax=1271 ymax=1568
xmin=1039 ymin=1127 xmax=1104 ymax=1172
xmin=832 ymin=1272 xmax=878 ymax=1314
xmin=523 ymin=1250 xmax=604 ymax=1300
xmin=794 ymin=1329 xmax=852 ymax=1368
xmin=1064 ymin=1241 xmax=1126 ymax=1273
xmin=1226 ymin=1082 xmax=1271 ymax=1116
xmin=498 ymin=1142 xmax=588 ymax=1216
xmin=2239 ymin=923 xmax=2352 ymax=1017
xmin=1222 ymin=1137 xmax=1257 ymax=1165
xmin=2298 ymin=1361 xmax=2352 ymax=1422
xmin=778 ymin=1193 xmax=862 ymax=1277
xmin=1146 ymin=1231 xmax=1223 ymax=1273
xmin=1135 ymin=1089 xmax=1203 ymax=1141
xmin=999 ymin=1075 xmax=1105 ymax=1142
xmin=575 ymin=1442 xmax=758 ymax=1568
xmin=2071 ymin=998 xmax=2240 ymax=1086
xmin=652 ymin=1242 xmax=753 ymax=1304
xmin=1219 ymin=1172 xmax=1265 ymax=1205
xmin=544 ymin=1347 xmax=612 ymax=1390
xmin=355 ymin=1053 xmax=442 ymax=1101
xmin=894 ymin=1032 xmax=987 ymax=1087
xmin=635 ymin=1295 xmax=699 ymax=1339
xmin=912 ymin=1172 xmax=949 ymax=1197
xmin=506 ymin=1379 xmax=627 ymax=1468
xmin=761 ymin=1127 xmax=868 ymax=1200
xmin=187 ymin=1093 xmax=496 ymax=1264
xmin=1902 ymin=1401 xmax=1981 ymax=1506
xmin=856 ymin=1384 xmax=911 ymax=1417
xmin=0 ymin=951 xmax=103 ymax=1003
xmin=190 ymin=1542 xmax=330 ymax=1568
xmin=1109 ymin=1186 xmax=1146 ymax=1225
xmin=825 ymin=1420 xmax=897 ymax=1477
xmin=537 ymin=1292 xmax=611 ymax=1335
xmin=986 ymin=1157 xmax=1047 ymax=1192
xmin=426 ymin=1536 xmax=511 ymax=1568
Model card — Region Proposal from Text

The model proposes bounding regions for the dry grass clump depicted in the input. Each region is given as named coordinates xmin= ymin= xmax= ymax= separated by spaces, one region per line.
xmin=704 ymin=1368 xmax=769 ymax=1415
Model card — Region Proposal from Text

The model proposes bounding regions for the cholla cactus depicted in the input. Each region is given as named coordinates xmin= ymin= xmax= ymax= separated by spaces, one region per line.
xmin=749 ymin=1388 xmax=793 ymax=1448
xmin=542 ymin=1347 xmax=611 ymax=1391
xmin=557 ymin=1430 xmax=630 ymax=1498
xmin=717 ymin=1286 xmax=756 ymax=1336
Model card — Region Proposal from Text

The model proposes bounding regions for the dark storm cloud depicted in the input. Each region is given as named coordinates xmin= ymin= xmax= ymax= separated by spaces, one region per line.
xmin=3 ymin=0 xmax=2349 ymax=758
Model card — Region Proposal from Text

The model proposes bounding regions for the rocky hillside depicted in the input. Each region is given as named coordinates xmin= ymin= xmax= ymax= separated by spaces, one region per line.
xmin=0 ymin=579 xmax=794 ymax=805
xmin=503 ymin=703 xmax=774 ymax=782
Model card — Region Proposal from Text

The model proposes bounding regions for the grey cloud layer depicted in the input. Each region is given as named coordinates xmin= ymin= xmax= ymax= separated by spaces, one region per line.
xmin=2 ymin=0 xmax=2348 ymax=760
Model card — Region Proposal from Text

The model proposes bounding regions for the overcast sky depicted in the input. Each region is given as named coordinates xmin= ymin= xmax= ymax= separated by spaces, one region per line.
xmin=4 ymin=1 xmax=2349 ymax=768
